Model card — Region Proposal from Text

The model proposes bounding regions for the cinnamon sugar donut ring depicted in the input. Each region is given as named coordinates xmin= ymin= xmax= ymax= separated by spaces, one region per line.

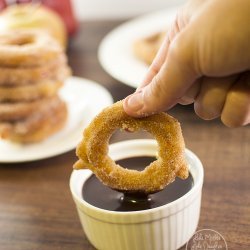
xmin=0 ymin=55 xmax=71 ymax=86
xmin=0 ymin=96 xmax=61 ymax=121
xmin=74 ymin=101 xmax=188 ymax=194
xmin=0 ymin=96 xmax=67 ymax=143
xmin=0 ymin=80 xmax=62 ymax=102
xmin=0 ymin=30 xmax=62 ymax=67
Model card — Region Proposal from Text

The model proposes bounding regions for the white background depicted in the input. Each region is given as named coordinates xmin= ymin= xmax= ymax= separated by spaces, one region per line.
xmin=72 ymin=0 xmax=185 ymax=20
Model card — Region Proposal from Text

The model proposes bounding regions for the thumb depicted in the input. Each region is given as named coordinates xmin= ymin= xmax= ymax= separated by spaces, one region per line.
xmin=123 ymin=29 xmax=200 ymax=117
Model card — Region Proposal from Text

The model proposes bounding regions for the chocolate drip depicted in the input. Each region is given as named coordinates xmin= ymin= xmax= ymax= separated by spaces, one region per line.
xmin=82 ymin=157 xmax=193 ymax=212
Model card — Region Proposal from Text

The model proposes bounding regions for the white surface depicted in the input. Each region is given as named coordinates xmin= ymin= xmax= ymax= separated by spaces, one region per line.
xmin=0 ymin=76 xmax=113 ymax=163
xmin=70 ymin=139 xmax=204 ymax=250
xmin=98 ymin=7 xmax=179 ymax=88
xmin=72 ymin=0 xmax=185 ymax=20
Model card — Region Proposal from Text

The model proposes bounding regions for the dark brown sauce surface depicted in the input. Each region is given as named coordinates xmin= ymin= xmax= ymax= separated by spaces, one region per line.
xmin=82 ymin=157 xmax=193 ymax=212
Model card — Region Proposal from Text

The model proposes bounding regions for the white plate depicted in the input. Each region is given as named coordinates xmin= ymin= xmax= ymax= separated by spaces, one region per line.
xmin=0 ymin=76 xmax=113 ymax=163
xmin=98 ymin=6 xmax=179 ymax=88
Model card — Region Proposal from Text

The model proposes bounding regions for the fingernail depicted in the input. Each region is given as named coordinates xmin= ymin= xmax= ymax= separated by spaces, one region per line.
xmin=127 ymin=92 xmax=143 ymax=111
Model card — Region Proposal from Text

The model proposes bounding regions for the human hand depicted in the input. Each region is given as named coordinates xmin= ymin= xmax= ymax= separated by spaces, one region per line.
xmin=123 ymin=0 xmax=250 ymax=127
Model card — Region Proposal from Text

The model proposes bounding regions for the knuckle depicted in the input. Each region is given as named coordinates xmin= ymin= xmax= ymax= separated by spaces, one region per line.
xmin=168 ymin=31 xmax=197 ymax=76
xmin=149 ymin=62 xmax=161 ymax=76
xmin=179 ymin=95 xmax=195 ymax=105
xmin=221 ymin=116 xmax=243 ymax=128
xmin=194 ymin=101 xmax=217 ymax=120
xmin=148 ymin=75 xmax=166 ymax=100
xmin=221 ymin=89 xmax=250 ymax=127
xmin=143 ymin=74 xmax=169 ymax=111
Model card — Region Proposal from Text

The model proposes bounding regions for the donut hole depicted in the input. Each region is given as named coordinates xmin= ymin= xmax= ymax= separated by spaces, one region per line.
xmin=110 ymin=129 xmax=156 ymax=171
xmin=110 ymin=129 xmax=154 ymax=143
xmin=115 ymin=156 xmax=157 ymax=171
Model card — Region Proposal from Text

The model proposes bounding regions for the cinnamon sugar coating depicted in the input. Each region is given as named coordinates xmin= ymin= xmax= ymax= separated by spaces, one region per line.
xmin=74 ymin=101 xmax=189 ymax=194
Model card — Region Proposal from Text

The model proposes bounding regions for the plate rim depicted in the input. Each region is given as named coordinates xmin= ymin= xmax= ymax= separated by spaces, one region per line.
xmin=98 ymin=6 xmax=180 ymax=88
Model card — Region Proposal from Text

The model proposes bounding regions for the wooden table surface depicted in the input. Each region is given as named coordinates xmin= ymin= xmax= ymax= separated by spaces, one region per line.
xmin=0 ymin=21 xmax=249 ymax=250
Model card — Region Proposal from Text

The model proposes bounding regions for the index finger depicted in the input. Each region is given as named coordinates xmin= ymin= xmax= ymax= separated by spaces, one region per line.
xmin=138 ymin=15 xmax=184 ymax=90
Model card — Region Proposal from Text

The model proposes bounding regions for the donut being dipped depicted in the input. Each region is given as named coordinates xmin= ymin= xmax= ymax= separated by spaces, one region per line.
xmin=74 ymin=101 xmax=189 ymax=194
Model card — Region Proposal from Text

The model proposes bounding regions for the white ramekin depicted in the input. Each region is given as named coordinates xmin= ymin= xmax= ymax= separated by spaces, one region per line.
xmin=70 ymin=139 xmax=204 ymax=250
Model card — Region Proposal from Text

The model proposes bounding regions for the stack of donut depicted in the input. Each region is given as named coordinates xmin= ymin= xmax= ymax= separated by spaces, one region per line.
xmin=0 ymin=30 xmax=71 ymax=143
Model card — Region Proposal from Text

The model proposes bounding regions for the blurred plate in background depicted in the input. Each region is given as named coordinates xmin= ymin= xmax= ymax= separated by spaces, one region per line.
xmin=98 ymin=6 xmax=179 ymax=88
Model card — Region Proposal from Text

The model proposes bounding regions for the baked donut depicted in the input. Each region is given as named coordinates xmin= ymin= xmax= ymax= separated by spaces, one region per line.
xmin=0 ymin=30 xmax=62 ymax=67
xmin=0 ymin=55 xmax=71 ymax=86
xmin=0 ymin=95 xmax=67 ymax=143
xmin=0 ymin=96 xmax=62 ymax=121
xmin=0 ymin=80 xmax=62 ymax=102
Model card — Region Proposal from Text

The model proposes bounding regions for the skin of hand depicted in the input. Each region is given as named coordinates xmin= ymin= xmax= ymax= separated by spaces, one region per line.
xmin=123 ymin=0 xmax=250 ymax=127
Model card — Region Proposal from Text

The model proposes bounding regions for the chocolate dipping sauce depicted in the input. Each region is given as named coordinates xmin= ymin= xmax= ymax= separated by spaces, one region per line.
xmin=82 ymin=157 xmax=193 ymax=212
